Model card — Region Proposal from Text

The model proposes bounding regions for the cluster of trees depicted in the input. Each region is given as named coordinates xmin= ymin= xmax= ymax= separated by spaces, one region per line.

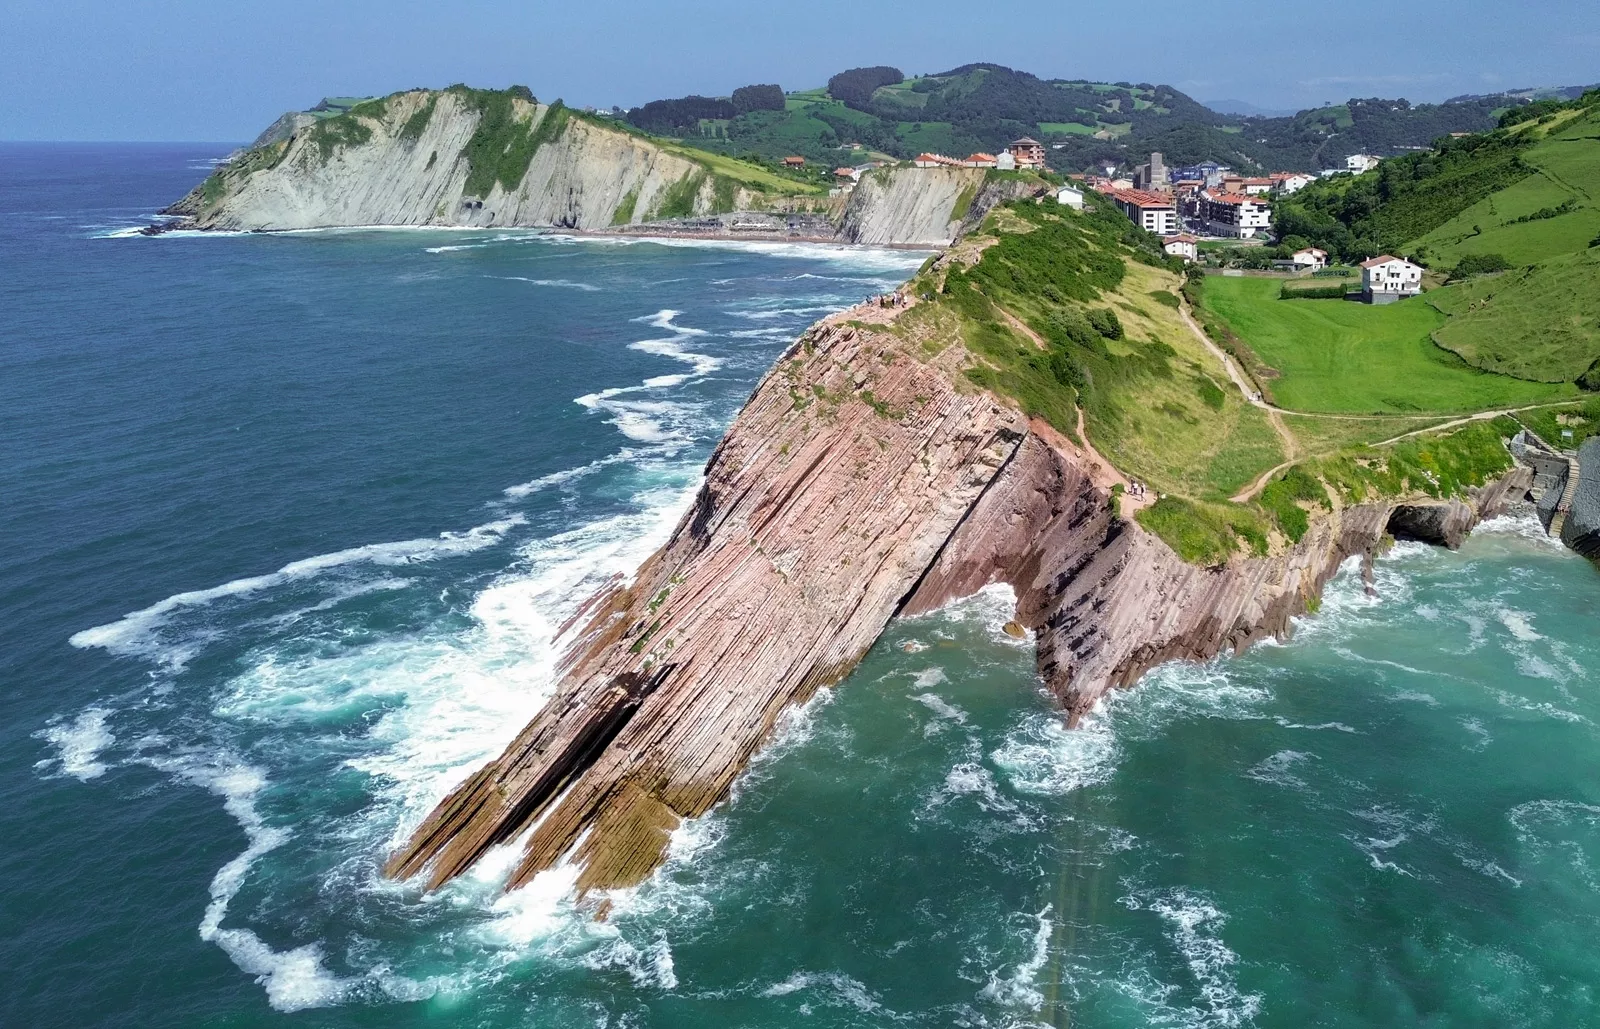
xmin=827 ymin=66 xmax=904 ymax=109
xmin=1272 ymin=131 xmax=1534 ymax=261
xmin=626 ymin=84 xmax=784 ymax=134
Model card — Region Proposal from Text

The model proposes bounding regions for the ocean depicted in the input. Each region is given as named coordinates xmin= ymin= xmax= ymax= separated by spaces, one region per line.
xmin=3 ymin=142 xmax=1598 ymax=1029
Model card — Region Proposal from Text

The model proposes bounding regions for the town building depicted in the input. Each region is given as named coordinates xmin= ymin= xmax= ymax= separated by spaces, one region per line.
xmin=1056 ymin=185 xmax=1085 ymax=210
xmin=1133 ymin=152 xmax=1169 ymax=191
xmin=966 ymin=153 xmax=998 ymax=168
xmin=783 ymin=156 xmax=806 ymax=168
xmin=1008 ymin=137 xmax=1046 ymax=169
xmin=1360 ymin=255 xmax=1423 ymax=302
xmin=995 ymin=151 xmax=1017 ymax=171
xmin=1172 ymin=161 xmax=1229 ymax=187
xmin=1163 ymin=233 xmax=1199 ymax=262
xmin=1198 ymin=189 xmax=1272 ymax=238
xmin=1291 ymin=246 xmax=1328 ymax=271
xmin=1109 ymin=188 xmax=1178 ymax=235
xmin=1345 ymin=153 xmax=1381 ymax=173
xmin=1271 ymin=172 xmax=1316 ymax=194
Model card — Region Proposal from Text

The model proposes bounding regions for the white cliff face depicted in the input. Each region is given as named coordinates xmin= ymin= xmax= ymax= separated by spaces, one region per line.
xmin=179 ymin=91 xmax=760 ymax=232
xmin=838 ymin=166 xmax=985 ymax=246
xmin=171 ymin=89 xmax=998 ymax=243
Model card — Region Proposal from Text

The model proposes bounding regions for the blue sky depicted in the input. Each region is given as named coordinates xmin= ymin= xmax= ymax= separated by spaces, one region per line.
xmin=2 ymin=0 xmax=1596 ymax=140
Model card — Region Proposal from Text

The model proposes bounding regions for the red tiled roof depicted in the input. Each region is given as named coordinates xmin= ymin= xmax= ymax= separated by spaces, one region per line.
xmin=1201 ymin=190 xmax=1269 ymax=206
xmin=1011 ymin=136 xmax=1042 ymax=146
xmin=1163 ymin=234 xmax=1199 ymax=243
xmin=1359 ymin=255 xmax=1413 ymax=268
xmin=1110 ymin=188 xmax=1175 ymax=208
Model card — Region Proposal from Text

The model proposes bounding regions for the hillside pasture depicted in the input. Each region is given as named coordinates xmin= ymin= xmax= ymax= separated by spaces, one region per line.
xmin=1427 ymin=249 xmax=1600 ymax=382
xmin=1199 ymin=276 xmax=1572 ymax=413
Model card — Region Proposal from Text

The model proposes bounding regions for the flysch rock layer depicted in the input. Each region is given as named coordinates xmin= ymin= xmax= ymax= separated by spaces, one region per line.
xmin=386 ymin=319 xmax=1031 ymax=895
xmin=168 ymin=90 xmax=1025 ymax=245
xmin=170 ymin=92 xmax=762 ymax=233
xmin=388 ymin=282 xmax=1538 ymax=897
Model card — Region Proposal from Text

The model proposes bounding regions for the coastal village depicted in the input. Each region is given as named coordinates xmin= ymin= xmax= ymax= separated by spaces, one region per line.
xmin=806 ymin=134 xmax=1423 ymax=304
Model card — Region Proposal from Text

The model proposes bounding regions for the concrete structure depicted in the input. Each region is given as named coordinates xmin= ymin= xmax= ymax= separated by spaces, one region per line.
xmin=1198 ymin=189 xmax=1272 ymax=238
xmin=1162 ymin=233 xmax=1199 ymax=262
xmin=1008 ymin=137 xmax=1046 ymax=169
xmin=1109 ymin=188 xmax=1177 ymax=235
xmin=1345 ymin=153 xmax=1381 ymax=173
xmin=1133 ymin=152 xmax=1169 ymax=191
xmin=1291 ymin=246 xmax=1328 ymax=271
xmin=1172 ymin=161 xmax=1228 ymax=187
xmin=1056 ymin=185 xmax=1085 ymax=210
xmin=995 ymin=152 xmax=1017 ymax=171
xmin=1359 ymin=255 xmax=1423 ymax=302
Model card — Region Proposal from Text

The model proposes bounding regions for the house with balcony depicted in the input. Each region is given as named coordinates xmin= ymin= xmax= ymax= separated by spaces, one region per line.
xmin=1359 ymin=255 xmax=1423 ymax=303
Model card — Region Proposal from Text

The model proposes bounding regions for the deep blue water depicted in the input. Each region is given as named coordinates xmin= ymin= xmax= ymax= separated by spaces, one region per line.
xmin=4 ymin=144 xmax=1599 ymax=1029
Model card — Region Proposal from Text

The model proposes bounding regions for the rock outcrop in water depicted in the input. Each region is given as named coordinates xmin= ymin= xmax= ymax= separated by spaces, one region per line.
xmin=387 ymin=288 xmax=1539 ymax=896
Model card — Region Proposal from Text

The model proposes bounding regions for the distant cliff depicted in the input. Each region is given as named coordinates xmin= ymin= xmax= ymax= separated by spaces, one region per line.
xmin=163 ymin=88 xmax=1041 ymax=244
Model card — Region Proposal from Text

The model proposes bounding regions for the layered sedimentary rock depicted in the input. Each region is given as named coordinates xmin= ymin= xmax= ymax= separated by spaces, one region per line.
xmin=169 ymin=91 xmax=758 ymax=232
xmin=389 ymin=284 xmax=1539 ymax=895
xmin=387 ymin=319 xmax=1030 ymax=895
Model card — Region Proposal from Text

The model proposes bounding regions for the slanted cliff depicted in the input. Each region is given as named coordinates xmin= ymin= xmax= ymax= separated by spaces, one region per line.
xmin=164 ymin=88 xmax=1041 ymax=243
xmin=387 ymin=195 xmax=1546 ymax=901
xmin=168 ymin=89 xmax=782 ymax=232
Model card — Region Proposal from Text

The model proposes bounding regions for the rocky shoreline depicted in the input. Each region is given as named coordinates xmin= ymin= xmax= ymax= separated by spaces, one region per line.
xmin=386 ymin=278 xmax=1556 ymax=901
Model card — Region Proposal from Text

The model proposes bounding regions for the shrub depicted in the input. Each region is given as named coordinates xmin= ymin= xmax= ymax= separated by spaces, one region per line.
xmin=1087 ymin=307 xmax=1123 ymax=339
xmin=1280 ymin=282 xmax=1351 ymax=300
xmin=1448 ymin=252 xmax=1510 ymax=280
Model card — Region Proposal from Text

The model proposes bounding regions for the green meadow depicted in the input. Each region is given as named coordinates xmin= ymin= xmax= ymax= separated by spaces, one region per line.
xmin=1199 ymin=276 xmax=1572 ymax=413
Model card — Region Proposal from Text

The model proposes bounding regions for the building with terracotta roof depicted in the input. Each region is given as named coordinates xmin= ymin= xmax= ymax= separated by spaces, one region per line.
xmin=783 ymin=156 xmax=806 ymax=168
xmin=965 ymin=153 xmax=998 ymax=168
xmin=1008 ymin=137 xmax=1046 ymax=169
xmin=1198 ymin=189 xmax=1272 ymax=238
xmin=1359 ymin=255 xmax=1422 ymax=303
xmin=1270 ymin=172 xmax=1316 ymax=195
xmin=1109 ymin=188 xmax=1177 ymax=235
xmin=1291 ymin=246 xmax=1328 ymax=271
xmin=1162 ymin=233 xmax=1199 ymax=262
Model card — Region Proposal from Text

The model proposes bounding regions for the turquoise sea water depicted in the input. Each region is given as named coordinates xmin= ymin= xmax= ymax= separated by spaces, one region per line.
xmin=3 ymin=143 xmax=1599 ymax=1028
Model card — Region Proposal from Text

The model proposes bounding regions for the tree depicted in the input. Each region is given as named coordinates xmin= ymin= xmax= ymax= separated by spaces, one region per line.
xmin=731 ymin=84 xmax=785 ymax=114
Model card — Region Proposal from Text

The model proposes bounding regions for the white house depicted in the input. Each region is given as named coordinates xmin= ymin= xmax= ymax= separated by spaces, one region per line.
xmin=1345 ymin=153 xmax=1381 ymax=173
xmin=1291 ymin=246 xmax=1328 ymax=271
xmin=1360 ymin=255 xmax=1423 ymax=303
xmin=1163 ymin=233 xmax=1199 ymax=262
xmin=995 ymin=151 xmax=1017 ymax=171
xmin=1198 ymin=190 xmax=1272 ymax=238
xmin=1056 ymin=185 xmax=1085 ymax=210
xmin=1272 ymin=172 xmax=1316 ymax=194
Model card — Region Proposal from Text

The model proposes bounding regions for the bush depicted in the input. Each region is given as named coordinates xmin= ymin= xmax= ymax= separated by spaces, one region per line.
xmin=1087 ymin=307 xmax=1123 ymax=339
xmin=1447 ymin=252 xmax=1510 ymax=280
xmin=1280 ymin=282 xmax=1352 ymax=300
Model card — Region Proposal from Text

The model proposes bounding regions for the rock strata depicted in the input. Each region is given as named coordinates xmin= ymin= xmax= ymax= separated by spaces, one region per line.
xmin=1562 ymin=437 xmax=1600 ymax=560
xmin=390 ymin=289 xmax=1541 ymax=894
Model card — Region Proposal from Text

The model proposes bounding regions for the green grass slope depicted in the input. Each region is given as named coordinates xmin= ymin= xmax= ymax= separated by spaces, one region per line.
xmin=1199 ymin=276 xmax=1571 ymax=412
xmin=1429 ymin=249 xmax=1600 ymax=382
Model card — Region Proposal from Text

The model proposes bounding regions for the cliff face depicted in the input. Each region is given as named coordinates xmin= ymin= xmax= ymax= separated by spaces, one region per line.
xmin=170 ymin=91 xmax=763 ymax=232
xmin=387 ymin=291 xmax=1538 ymax=898
xmin=387 ymin=317 xmax=1030 ymax=896
xmin=168 ymin=91 xmax=1031 ymax=243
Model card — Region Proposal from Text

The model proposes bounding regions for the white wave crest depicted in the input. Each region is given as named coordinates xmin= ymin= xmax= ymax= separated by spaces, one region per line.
xmin=37 ymin=707 xmax=116 ymax=780
xmin=69 ymin=516 xmax=525 ymax=669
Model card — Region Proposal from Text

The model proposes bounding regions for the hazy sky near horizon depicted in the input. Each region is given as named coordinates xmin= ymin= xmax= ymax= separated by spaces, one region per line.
xmin=3 ymin=0 xmax=1596 ymax=140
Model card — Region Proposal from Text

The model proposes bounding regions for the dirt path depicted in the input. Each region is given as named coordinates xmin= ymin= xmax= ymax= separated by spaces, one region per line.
xmin=1177 ymin=302 xmax=1302 ymax=467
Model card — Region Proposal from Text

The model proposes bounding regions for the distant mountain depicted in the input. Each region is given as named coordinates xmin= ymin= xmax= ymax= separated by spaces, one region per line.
xmin=620 ymin=63 xmax=1548 ymax=174
xmin=1445 ymin=84 xmax=1598 ymax=104
xmin=1202 ymin=99 xmax=1299 ymax=118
